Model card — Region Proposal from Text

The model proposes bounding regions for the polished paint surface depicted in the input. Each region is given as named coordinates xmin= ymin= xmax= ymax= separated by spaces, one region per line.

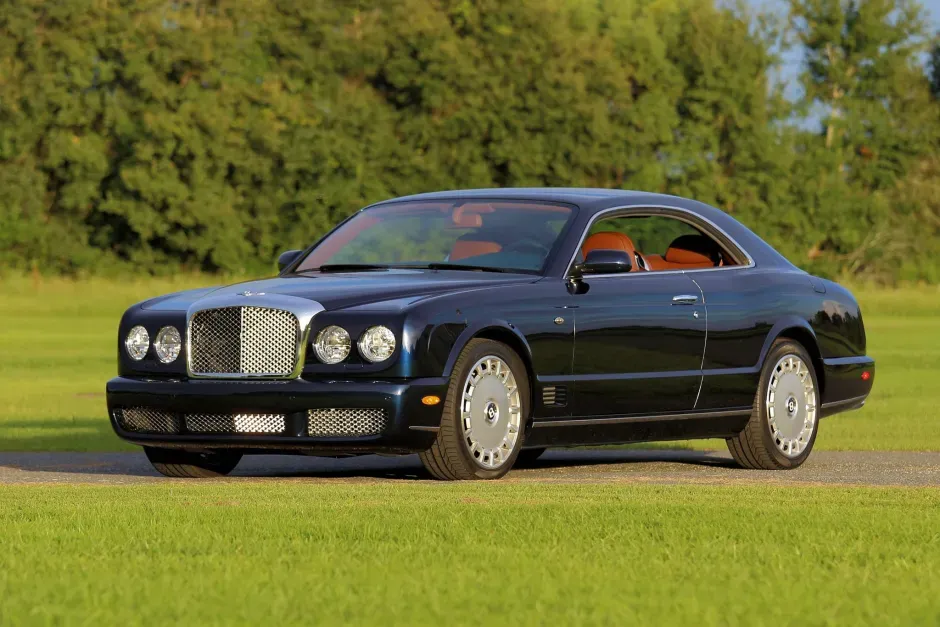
xmin=108 ymin=189 xmax=876 ymax=454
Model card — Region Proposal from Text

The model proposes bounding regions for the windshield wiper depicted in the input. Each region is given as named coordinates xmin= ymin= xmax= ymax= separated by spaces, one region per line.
xmin=311 ymin=262 xmax=513 ymax=274
xmin=421 ymin=263 xmax=510 ymax=273
xmin=313 ymin=264 xmax=390 ymax=273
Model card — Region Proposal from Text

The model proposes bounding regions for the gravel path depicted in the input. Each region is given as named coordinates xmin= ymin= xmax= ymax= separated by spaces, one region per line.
xmin=1 ymin=449 xmax=939 ymax=486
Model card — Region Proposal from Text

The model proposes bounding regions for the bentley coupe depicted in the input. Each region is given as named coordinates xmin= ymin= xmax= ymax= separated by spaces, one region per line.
xmin=107 ymin=189 xmax=875 ymax=479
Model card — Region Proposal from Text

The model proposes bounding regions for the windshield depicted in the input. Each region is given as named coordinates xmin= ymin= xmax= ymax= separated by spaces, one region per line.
xmin=295 ymin=200 xmax=576 ymax=274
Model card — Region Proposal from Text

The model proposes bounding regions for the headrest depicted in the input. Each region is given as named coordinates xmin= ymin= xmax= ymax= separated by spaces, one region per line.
xmin=582 ymin=231 xmax=636 ymax=256
xmin=452 ymin=204 xmax=495 ymax=228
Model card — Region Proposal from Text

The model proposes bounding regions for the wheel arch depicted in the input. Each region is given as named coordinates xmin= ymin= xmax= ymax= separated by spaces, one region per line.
xmin=760 ymin=318 xmax=825 ymax=397
xmin=441 ymin=321 xmax=537 ymax=424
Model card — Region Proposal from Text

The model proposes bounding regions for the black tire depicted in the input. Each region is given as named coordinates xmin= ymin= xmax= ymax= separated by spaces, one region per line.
xmin=419 ymin=339 xmax=530 ymax=480
xmin=726 ymin=339 xmax=820 ymax=470
xmin=144 ymin=447 xmax=243 ymax=478
xmin=514 ymin=447 xmax=547 ymax=467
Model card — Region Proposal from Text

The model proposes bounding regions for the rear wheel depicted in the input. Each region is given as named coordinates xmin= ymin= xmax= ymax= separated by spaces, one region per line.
xmin=144 ymin=447 xmax=242 ymax=478
xmin=726 ymin=339 xmax=820 ymax=470
xmin=419 ymin=339 xmax=529 ymax=480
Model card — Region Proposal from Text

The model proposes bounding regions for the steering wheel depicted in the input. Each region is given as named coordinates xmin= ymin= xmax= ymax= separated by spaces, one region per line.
xmin=633 ymin=251 xmax=649 ymax=272
xmin=503 ymin=238 xmax=551 ymax=256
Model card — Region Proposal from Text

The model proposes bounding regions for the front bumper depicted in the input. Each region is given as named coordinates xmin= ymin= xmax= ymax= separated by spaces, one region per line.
xmin=106 ymin=376 xmax=448 ymax=454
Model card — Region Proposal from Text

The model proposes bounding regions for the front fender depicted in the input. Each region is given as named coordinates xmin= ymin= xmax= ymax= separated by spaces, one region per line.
xmin=439 ymin=320 xmax=534 ymax=379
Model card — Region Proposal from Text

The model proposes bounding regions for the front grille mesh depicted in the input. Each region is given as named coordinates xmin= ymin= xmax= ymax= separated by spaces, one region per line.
xmin=308 ymin=408 xmax=388 ymax=437
xmin=186 ymin=413 xmax=286 ymax=434
xmin=114 ymin=408 xmax=284 ymax=435
xmin=115 ymin=407 xmax=180 ymax=434
xmin=189 ymin=306 xmax=298 ymax=377
xmin=115 ymin=407 xmax=386 ymax=438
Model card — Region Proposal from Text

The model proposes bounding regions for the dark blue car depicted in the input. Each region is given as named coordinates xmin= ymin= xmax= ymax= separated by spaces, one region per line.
xmin=108 ymin=189 xmax=875 ymax=479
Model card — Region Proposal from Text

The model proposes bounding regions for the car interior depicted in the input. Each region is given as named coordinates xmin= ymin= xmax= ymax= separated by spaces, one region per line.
xmin=448 ymin=215 xmax=736 ymax=273
xmin=579 ymin=216 xmax=736 ymax=272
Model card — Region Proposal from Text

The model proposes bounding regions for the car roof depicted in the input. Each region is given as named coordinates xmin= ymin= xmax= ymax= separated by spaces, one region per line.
xmin=375 ymin=187 xmax=681 ymax=213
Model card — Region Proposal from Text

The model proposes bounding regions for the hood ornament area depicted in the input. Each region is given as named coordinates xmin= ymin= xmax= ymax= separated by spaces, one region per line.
xmin=238 ymin=290 xmax=265 ymax=297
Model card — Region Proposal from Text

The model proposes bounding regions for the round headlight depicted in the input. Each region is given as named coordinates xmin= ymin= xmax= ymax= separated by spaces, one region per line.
xmin=125 ymin=325 xmax=150 ymax=361
xmin=358 ymin=326 xmax=396 ymax=363
xmin=154 ymin=326 xmax=181 ymax=364
xmin=314 ymin=326 xmax=351 ymax=364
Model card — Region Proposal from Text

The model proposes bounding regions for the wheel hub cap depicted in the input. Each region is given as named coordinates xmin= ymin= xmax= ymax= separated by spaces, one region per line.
xmin=483 ymin=400 xmax=500 ymax=424
xmin=460 ymin=356 xmax=521 ymax=469
xmin=766 ymin=355 xmax=817 ymax=458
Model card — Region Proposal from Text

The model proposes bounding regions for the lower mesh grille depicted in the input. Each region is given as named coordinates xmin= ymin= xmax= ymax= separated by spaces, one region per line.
xmin=307 ymin=408 xmax=388 ymax=437
xmin=115 ymin=407 xmax=181 ymax=434
xmin=114 ymin=408 xmax=285 ymax=435
xmin=116 ymin=407 xmax=387 ymax=437
xmin=186 ymin=413 xmax=286 ymax=434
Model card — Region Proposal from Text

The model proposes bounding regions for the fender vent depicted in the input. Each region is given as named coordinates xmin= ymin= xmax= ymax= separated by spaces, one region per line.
xmin=542 ymin=386 xmax=568 ymax=407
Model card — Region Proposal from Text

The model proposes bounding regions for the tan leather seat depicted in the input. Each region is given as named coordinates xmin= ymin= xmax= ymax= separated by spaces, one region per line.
xmin=450 ymin=238 xmax=502 ymax=261
xmin=646 ymin=235 xmax=719 ymax=270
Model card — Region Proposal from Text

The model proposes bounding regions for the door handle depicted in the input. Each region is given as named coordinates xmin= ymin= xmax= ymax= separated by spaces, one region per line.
xmin=671 ymin=294 xmax=699 ymax=305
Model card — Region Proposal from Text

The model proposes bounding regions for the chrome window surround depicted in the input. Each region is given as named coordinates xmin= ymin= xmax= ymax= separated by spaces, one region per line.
xmin=565 ymin=204 xmax=756 ymax=279
xmin=185 ymin=293 xmax=324 ymax=380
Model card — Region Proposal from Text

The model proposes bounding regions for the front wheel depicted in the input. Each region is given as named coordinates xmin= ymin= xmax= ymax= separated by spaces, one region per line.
xmin=144 ymin=447 xmax=243 ymax=478
xmin=726 ymin=339 xmax=820 ymax=470
xmin=419 ymin=339 xmax=529 ymax=480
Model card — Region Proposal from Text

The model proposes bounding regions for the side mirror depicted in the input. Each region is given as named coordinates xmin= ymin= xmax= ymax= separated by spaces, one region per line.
xmin=575 ymin=249 xmax=632 ymax=275
xmin=277 ymin=249 xmax=303 ymax=272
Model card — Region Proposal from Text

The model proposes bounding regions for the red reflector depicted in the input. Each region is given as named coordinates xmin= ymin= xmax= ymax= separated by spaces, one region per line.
xmin=861 ymin=371 xmax=871 ymax=381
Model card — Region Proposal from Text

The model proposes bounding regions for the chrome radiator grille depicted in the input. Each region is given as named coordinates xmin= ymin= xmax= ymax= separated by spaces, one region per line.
xmin=114 ymin=407 xmax=180 ymax=434
xmin=307 ymin=408 xmax=388 ymax=437
xmin=186 ymin=413 xmax=286 ymax=434
xmin=189 ymin=306 xmax=298 ymax=377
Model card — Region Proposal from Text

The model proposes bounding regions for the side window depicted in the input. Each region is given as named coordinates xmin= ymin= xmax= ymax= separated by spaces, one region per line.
xmin=582 ymin=213 xmax=733 ymax=271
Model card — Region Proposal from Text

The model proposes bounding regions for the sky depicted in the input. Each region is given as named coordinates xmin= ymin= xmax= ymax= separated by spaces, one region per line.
xmin=918 ymin=0 xmax=940 ymax=23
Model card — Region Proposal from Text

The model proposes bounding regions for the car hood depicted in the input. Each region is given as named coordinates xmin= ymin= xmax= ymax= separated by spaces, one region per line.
xmin=141 ymin=270 xmax=539 ymax=312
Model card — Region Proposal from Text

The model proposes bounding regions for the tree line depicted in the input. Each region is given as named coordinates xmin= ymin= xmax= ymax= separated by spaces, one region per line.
xmin=1 ymin=0 xmax=938 ymax=282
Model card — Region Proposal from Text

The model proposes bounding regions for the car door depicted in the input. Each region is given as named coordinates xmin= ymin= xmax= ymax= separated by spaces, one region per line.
xmin=571 ymin=271 xmax=706 ymax=416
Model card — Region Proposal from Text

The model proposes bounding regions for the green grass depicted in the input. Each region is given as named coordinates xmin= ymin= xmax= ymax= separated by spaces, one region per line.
xmin=0 ymin=482 xmax=938 ymax=625
xmin=0 ymin=275 xmax=938 ymax=451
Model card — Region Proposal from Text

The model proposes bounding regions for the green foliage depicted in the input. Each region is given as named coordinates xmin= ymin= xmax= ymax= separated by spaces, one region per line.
xmin=0 ymin=0 xmax=937 ymax=281
xmin=785 ymin=0 xmax=940 ymax=280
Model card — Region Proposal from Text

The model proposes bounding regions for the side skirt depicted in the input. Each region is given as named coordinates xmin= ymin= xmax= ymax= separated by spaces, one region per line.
xmin=526 ymin=408 xmax=752 ymax=448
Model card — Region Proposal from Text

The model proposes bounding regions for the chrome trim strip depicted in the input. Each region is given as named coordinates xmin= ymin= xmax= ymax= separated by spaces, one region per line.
xmin=565 ymin=204 xmax=757 ymax=278
xmin=185 ymin=294 xmax=325 ymax=380
xmin=408 ymin=425 xmax=441 ymax=432
xmin=539 ymin=369 xmax=701 ymax=383
xmin=822 ymin=356 xmax=875 ymax=367
xmin=532 ymin=408 xmax=752 ymax=428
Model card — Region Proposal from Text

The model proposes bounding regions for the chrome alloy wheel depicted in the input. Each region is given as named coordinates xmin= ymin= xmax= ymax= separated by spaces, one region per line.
xmin=460 ymin=355 xmax=522 ymax=469
xmin=766 ymin=354 xmax=817 ymax=457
